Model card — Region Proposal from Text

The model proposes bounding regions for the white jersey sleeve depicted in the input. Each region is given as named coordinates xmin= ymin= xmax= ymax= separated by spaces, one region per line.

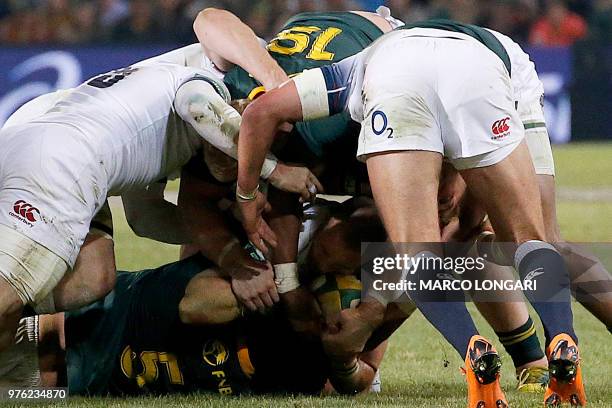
xmin=174 ymin=75 xmax=279 ymax=179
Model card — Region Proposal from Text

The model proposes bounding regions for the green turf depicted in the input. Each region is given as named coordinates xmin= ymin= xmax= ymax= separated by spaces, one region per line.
xmin=7 ymin=143 xmax=612 ymax=408
xmin=553 ymin=143 xmax=612 ymax=188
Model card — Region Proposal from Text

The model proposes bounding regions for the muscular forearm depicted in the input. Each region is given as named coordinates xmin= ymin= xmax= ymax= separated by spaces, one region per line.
xmin=237 ymin=104 xmax=281 ymax=192
xmin=180 ymin=275 xmax=242 ymax=325
xmin=194 ymin=8 xmax=288 ymax=89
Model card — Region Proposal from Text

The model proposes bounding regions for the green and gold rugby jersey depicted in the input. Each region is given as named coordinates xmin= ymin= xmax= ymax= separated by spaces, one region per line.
xmin=224 ymin=12 xmax=385 ymax=157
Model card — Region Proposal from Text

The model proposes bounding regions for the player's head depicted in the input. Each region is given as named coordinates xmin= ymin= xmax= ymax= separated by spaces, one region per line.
xmin=308 ymin=207 xmax=386 ymax=276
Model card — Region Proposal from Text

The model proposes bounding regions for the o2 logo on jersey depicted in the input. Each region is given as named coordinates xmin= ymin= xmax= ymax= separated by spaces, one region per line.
xmin=202 ymin=339 xmax=229 ymax=367
xmin=372 ymin=110 xmax=394 ymax=138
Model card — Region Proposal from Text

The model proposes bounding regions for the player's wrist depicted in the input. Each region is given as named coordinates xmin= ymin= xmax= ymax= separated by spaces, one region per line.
xmin=273 ymin=262 xmax=300 ymax=293
xmin=260 ymin=156 xmax=278 ymax=180
xmin=356 ymin=298 xmax=386 ymax=331
xmin=236 ymin=184 xmax=259 ymax=202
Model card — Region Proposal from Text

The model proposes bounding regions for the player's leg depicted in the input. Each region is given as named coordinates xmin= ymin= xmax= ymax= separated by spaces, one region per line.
xmin=0 ymin=227 xmax=68 ymax=353
xmin=0 ymin=280 xmax=23 ymax=351
xmin=538 ymin=174 xmax=612 ymax=329
xmin=367 ymin=151 xmax=508 ymax=408
xmin=367 ymin=151 xmax=481 ymax=357
xmin=526 ymin=116 xmax=612 ymax=328
xmin=356 ymin=35 xmax=506 ymax=407
xmin=459 ymin=142 xmax=586 ymax=406
xmin=454 ymin=228 xmax=548 ymax=391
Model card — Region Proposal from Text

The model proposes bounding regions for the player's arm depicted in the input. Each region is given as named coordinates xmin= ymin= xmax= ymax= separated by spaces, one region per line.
xmin=193 ymin=7 xmax=288 ymax=90
xmin=179 ymin=271 xmax=242 ymax=325
xmin=178 ymin=165 xmax=280 ymax=312
xmin=175 ymin=78 xmax=319 ymax=195
xmin=122 ymin=182 xmax=189 ymax=244
xmin=237 ymin=59 xmax=354 ymax=251
xmin=177 ymin=165 xmax=269 ymax=279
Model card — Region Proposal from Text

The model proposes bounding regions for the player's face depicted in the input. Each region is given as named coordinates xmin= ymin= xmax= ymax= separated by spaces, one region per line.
xmin=308 ymin=219 xmax=360 ymax=275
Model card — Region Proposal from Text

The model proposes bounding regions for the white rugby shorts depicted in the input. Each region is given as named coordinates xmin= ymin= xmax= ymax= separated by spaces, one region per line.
xmin=356 ymin=32 xmax=524 ymax=169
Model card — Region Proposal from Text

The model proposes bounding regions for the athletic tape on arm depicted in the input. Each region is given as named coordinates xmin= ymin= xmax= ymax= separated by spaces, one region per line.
xmin=293 ymin=69 xmax=330 ymax=121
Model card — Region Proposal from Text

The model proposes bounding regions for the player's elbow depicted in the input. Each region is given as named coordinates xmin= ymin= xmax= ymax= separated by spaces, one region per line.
xmin=194 ymin=8 xmax=230 ymax=36
xmin=242 ymin=98 xmax=282 ymax=136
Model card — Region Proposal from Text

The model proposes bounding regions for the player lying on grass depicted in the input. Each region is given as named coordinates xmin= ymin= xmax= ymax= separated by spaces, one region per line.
xmin=0 ymin=205 xmax=401 ymax=396
xmin=235 ymin=21 xmax=587 ymax=407
xmin=0 ymin=62 xmax=321 ymax=354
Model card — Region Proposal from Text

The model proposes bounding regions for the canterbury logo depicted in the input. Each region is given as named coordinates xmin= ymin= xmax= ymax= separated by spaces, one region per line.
xmin=524 ymin=267 xmax=545 ymax=281
xmin=491 ymin=117 xmax=511 ymax=138
xmin=12 ymin=200 xmax=40 ymax=223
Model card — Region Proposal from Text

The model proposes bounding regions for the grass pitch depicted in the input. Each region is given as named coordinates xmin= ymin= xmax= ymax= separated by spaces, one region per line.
xmin=8 ymin=143 xmax=612 ymax=407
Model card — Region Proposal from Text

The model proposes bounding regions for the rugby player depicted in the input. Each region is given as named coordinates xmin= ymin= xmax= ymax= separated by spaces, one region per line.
xmin=0 ymin=204 xmax=396 ymax=396
xmin=0 ymin=62 xmax=320 ymax=353
xmin=234 ymin=21 xmax=587 ymax=407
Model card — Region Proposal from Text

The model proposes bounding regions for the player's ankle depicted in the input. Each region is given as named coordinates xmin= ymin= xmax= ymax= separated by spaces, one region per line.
xmin=515 ymin=357 xmax=548 ymax=376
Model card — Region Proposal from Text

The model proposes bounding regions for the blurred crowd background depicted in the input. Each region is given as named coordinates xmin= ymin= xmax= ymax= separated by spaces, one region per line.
xmin=0 ymin=0 xmax=610 ymax=46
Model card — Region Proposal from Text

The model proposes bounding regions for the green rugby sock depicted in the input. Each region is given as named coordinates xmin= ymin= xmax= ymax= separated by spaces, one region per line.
xmin=496 ymin=317 xmax=545 ymax=368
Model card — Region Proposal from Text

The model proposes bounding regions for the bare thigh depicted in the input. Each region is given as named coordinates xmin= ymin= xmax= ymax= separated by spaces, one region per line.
xmin=460 ymin=141 xmax=546 ymax=244
xmin=366 ymin=151 xmax=443 ymax=243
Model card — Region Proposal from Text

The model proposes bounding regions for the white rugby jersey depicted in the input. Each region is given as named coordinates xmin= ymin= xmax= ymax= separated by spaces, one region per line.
xmin=28 ymin=63 xmax=234 ymax=195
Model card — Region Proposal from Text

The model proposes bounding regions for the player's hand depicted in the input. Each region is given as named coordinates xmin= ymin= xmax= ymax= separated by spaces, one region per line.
xmin=237 ymin=191 xmax=277 ymax=254
xmin=231 ymin=262 xmax=279 ymax=313
xmin=268 ymin=163 xmax=324 ymax=203
xmin=321 ymin=300 xmax=386 ymax=361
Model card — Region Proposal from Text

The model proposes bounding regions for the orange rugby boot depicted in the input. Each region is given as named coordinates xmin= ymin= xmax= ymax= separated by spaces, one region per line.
xmin=464 ymin=335 xmax=508 ymax=408
xmin=544 ymin=333 xmax=586 ymax=407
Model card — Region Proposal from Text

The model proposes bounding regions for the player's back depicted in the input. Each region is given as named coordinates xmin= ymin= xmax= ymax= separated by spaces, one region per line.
xmin=64 ymin=255 xmax=328 ymax=396
xmin=224 ymin=11 xmax=385 ymax=157
xmin=65 ymin=255 xmax=251 ymax=395
xmin=28 ymin=63 xmax=207 ymax=194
